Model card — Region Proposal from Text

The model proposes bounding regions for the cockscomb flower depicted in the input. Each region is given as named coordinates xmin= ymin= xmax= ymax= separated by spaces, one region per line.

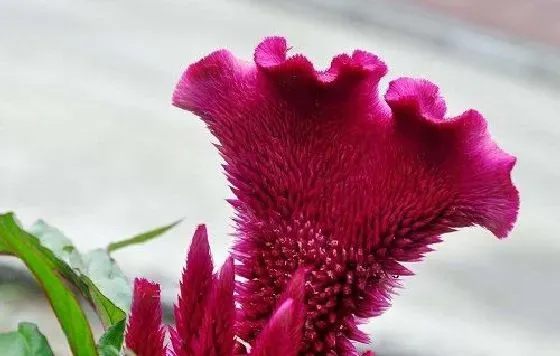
xmin=172 ymin=36 xmax=519 ymax=354
xmin=125 ymin=278 xmax=167 ymax=356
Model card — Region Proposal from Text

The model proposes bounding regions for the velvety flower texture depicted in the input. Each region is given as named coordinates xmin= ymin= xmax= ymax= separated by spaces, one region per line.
xmin=125 ymin=225 xmax=309 ymax=356
xmin=125 ymin=278 xmax=167 ymax=356
xmin=173 ymin=37 xmax=519 ymax=355
xmin=171 ymin=225 xmax=236 ymax=356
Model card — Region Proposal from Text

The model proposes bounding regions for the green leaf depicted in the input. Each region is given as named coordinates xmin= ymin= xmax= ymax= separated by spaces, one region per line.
xmin=98 ymin=346 xmax=120 ymax=356
xmin=0 ymin=322 xmax=53 ymax=356
xmin=28 ymin=220 xmax=86 ymax=271
xmin=0 ymin=331 xmax=27 ymax=356
xmin=29 ymin=219 xmax=180 ymax=322
xmin=85 ymin=277 xmax=127 ymax=327
xmin=0 ymin=214 xmax=98 ymax=356
xmin=98 ymin=319 xmax=126 ymax=356
xmin=27 ymin=219 xmax=127 ymax=328
xmin=1 ymin=214 xmax=176 ymax=332
xmin=107 ymin=219 xmax=181 ymax=253
xmin=83 ymin=249 xmax=132 ymax=314
xmin=0 ymin=232 xmax=12 ymax=255
xmin=18 ymin=322 xmax=55 ymax=356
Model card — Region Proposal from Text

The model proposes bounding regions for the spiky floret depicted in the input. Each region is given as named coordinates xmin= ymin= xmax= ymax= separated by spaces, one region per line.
xmin=171 ymin=224 xmax=214 ymax=356
xmin=251 ymin=268 xmax=305 ymax=356
xmin=125 ymin=278 xmax=167 ymax=356
xmin=195 ymin=257 xmax=236 ymax=356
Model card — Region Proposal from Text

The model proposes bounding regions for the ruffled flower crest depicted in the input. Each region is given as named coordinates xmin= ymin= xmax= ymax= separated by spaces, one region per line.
xmin=173 ymin=37 xmax=519 ymax=354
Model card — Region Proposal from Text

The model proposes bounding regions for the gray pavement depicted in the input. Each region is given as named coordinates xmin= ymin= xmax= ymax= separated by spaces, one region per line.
xmin=1 ymin=0 xmax=559 ymax=355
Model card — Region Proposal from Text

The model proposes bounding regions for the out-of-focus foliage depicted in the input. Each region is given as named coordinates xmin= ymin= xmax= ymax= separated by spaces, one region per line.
xmin=0 ymin=322 xmax=55 ymax=356
xmin=0 ymin=212 xmax=179 ymax=356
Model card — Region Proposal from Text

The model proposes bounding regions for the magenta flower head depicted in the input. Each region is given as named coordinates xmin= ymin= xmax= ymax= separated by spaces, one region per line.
xmin=173 ymin=37 xmax=519 ymax=354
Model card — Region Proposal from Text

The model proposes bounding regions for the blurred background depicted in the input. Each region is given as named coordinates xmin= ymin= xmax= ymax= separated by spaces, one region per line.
xmin=1 ymin=0 xmax=559 ymax=355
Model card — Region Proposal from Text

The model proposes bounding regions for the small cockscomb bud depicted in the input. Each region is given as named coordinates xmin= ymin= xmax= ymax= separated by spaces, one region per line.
xmin=125 ymin=278 xmax=167 ymax=356
xmin=171 ymin=225 xmax=214 ymax=356
xmin=194 ymin=257 xmax=236 ymax=356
